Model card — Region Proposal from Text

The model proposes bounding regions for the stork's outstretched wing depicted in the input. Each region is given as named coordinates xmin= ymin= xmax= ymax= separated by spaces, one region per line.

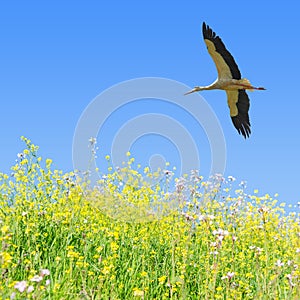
xmin=226 ymin=90 xmax=251 ymax=138
xmin=202 ymin=22 xmax=241 ymax=80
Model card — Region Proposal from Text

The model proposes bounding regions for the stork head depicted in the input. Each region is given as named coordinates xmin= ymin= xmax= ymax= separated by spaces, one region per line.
xmin=184 ymin=86 xmax=204 ymax=95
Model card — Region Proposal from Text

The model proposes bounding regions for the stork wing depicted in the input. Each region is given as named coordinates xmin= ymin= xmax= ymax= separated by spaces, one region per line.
xmin=226 ymin=90 xmax=251 ymax=138
xmin=202 ymin=22 xmax=241 ymax=80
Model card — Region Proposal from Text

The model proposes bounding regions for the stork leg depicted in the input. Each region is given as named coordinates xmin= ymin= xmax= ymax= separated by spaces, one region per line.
xmin=237 ymin=83 xmax=266 ymax=90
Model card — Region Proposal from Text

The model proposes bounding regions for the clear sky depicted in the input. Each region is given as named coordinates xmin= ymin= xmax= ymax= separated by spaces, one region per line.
xmin=1 ymin=1 xmax=300 ymax=206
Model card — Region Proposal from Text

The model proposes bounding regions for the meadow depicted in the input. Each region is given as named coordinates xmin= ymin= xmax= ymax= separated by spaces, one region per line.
xmin=0 ymin=137 xmax=299 ymax=299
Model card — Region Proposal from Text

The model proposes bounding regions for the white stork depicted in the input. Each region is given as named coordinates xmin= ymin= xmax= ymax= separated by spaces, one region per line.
xmin=185 ymin=22 xmax=266 ymax=138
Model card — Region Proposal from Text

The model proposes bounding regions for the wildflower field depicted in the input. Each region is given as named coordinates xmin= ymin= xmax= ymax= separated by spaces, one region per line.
xmin=0 ymin=137 xmax=299 ymax=299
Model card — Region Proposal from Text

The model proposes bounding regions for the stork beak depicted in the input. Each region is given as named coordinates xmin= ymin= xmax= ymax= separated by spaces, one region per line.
xmin=184 ymin=88 xmax=198 ymax=95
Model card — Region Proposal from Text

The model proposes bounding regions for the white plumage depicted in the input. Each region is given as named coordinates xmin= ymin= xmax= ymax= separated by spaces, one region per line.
xmin=185 ymin=22 xmax=265 ymax=138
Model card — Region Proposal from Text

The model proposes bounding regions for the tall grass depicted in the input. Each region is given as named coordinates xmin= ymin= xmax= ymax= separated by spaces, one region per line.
xmin=0 ymin=137 xmax=299 ymax=299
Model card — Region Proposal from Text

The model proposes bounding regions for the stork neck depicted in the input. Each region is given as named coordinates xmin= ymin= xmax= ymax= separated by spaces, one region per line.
xmin=199 ymin=84 xmax=216 ymax=91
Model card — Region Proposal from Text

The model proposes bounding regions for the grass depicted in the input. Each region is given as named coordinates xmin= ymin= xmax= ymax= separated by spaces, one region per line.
xmin=0 ymin=137 xmax=299 ymax=299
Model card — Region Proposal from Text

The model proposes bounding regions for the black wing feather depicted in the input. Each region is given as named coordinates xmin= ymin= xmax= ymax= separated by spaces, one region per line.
xmin=231 ymin=90 xmax=251 ymax=138
xmin=202 ymin=22 xmax=241 ymax=80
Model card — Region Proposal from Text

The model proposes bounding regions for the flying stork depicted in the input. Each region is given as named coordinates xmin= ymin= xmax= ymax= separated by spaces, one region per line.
xmin=185 ymin=22 xmax=265 ymax=138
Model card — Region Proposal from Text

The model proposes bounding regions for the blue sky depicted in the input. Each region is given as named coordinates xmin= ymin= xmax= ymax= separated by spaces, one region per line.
xmin=1 ymin=1 xmax=300 ymax=206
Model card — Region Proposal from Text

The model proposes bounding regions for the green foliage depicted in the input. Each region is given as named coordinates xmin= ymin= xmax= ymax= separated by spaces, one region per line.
xmin=0 ymin=138 xmax=299 ymax=299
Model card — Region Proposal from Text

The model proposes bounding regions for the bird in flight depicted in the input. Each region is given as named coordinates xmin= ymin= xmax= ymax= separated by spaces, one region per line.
xmin=185 ymin=22 xmax=266 ymax=138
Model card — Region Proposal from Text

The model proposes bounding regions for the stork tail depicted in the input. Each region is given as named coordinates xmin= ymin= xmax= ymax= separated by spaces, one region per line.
xmin=240 ymin=78 xmax=254 ymax=91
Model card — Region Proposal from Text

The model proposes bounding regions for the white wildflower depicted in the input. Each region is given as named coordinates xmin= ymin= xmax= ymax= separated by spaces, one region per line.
xmin=14 ymin=281 xmax=27 ymax=293
xmin=40 ymin=269 xmax=50 ymax=277
xmin=30 ymin=275 xmax=43 ymax=282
